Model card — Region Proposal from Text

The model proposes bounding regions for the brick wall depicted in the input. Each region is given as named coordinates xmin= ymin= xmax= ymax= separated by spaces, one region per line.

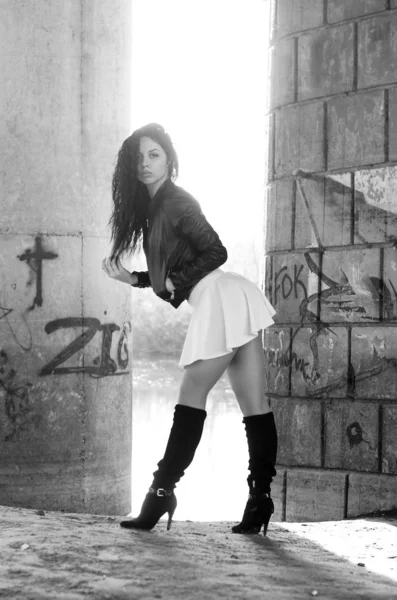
xmin=267 ymin=0 xmax=397 ymax=521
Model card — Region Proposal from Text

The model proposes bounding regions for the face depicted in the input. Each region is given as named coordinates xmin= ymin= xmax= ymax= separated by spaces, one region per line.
xmin=136 ymin=136 xmax=169 ymax=188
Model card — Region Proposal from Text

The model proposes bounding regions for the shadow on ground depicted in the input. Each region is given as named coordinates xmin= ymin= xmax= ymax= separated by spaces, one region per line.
xmin=0 ymin=505 xmax=396 ymax=600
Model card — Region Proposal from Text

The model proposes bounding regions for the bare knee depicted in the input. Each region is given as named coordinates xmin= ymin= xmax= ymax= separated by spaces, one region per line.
xmin=178 ymin=368 xmax=208 ymax=410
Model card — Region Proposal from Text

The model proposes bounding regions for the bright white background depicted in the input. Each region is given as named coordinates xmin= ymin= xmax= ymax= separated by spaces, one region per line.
xmin=131 ymin=0 xmax=269 ymax=272
xmin=130 ymin=0 xmax=270 ymax=522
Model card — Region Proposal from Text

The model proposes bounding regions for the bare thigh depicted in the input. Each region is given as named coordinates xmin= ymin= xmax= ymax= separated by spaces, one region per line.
xmin=178 ymin=350 xmax=238 ymax=410
xmin=226 ymin=333 xmax=271 ymax=417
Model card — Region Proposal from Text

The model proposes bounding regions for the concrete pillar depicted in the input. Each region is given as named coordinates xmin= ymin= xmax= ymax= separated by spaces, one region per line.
xmin=0 ymin=0 xmax=132 ymax=514
xmin=266 ymin=0 xmax=397 ymax=521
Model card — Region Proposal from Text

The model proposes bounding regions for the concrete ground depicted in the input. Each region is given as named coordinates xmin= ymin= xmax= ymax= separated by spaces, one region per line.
xmin=1 ymin=505 xmax=397 ymax=600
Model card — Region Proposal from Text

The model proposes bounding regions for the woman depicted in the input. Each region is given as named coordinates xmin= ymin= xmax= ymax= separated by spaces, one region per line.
xmin=102 ymin=123 xmax=278 ymax=535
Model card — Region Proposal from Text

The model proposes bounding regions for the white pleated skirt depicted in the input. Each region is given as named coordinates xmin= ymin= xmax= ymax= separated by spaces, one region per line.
xmin=178 ymin=269 xmax=276 ymax=368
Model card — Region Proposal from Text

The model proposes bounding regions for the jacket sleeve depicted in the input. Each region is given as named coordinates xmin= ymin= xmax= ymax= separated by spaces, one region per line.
xmin=166 ymin=194 xmax=228 ymax=290
xmin=131 ymin=271 xmax=151 ymax=288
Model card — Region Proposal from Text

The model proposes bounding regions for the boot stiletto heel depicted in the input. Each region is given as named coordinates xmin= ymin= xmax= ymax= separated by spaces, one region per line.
xmin=232 ymin=491 xmax=274 ymax=535
xmin=167 ymin=504 xmax=177 ymax=531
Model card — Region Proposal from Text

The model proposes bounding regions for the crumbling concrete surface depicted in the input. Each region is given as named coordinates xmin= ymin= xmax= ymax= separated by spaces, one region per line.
xmin=0 ymin=505 xmax=396 ymax=599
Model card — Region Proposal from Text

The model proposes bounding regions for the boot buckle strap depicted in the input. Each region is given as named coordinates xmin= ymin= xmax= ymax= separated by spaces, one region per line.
xmin=149 ymin=487 xmax=173 ymax=497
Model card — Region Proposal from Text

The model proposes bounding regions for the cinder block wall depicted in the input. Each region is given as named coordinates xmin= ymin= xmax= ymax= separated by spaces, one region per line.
xmin=266 ymin=0 xmax=397 ymax=521
xmin=0 ymin=1 xmax=132 ymax=514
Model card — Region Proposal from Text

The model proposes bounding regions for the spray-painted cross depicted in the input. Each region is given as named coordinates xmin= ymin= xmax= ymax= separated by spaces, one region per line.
xmin=18 ymin=235 xmax=58 ymax=310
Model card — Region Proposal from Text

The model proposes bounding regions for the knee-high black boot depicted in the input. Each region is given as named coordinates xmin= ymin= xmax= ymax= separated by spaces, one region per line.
xmin=120 ymin=404 xmax=207 ymax=531
xmin=232 ymin=411 xmax=278 ymax=536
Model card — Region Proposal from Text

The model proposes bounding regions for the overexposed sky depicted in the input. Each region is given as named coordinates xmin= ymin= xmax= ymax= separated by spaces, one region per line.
xmin=131 ymin=0 xmax=270 ymax=251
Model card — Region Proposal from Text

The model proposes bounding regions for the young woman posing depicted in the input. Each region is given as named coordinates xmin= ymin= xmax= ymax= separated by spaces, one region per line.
xmin=102 ymin=123 xmax=278 ymax=535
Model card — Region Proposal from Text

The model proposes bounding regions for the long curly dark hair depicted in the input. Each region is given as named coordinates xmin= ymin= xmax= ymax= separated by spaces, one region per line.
xmin=109 ymin=123 xmax=179 ymax=261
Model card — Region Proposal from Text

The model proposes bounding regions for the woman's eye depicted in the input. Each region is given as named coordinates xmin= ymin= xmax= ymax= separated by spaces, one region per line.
xmin=149 ymin=153 xmax=159 ymax=159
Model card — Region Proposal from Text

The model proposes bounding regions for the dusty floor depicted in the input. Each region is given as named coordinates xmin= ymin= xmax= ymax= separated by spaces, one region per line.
xmin=1 ymin=506 xmax=397 ymax=600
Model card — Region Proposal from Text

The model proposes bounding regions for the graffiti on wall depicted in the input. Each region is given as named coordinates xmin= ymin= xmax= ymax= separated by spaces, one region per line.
xmin=346 ymin=421 xmax=370 ymax=450
xmin=266 ymin=169 xmax=397 ymax=398
xmin=0 ymin=235 xmax=132 ymax=441
xmin=273 ymin=254 xmax=397 ymax=322
xmin=0 ymin=304 xmax=33 ymax=352
xmin=39 ymin=318 xmax=131 ymax=378
xmin=267 ymin=255 xmax=397 ymax=395
xmin=18 ymin=235 xmax=58 ymax=311
xmin=0 ymin=348 xmax=35 ymax=441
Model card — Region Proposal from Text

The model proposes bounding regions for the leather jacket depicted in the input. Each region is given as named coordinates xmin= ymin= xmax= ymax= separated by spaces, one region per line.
xmin=132 ymin=178 xmax=228 ymax=308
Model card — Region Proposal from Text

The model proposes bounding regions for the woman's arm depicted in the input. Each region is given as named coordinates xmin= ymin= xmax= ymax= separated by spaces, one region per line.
xmin=131 ymin=270 xmax=151 ymax=288
xmin=166 ymin=194 xmax=228 ymax=290
xmin=102 ymin=258 xmax=148 ymax=287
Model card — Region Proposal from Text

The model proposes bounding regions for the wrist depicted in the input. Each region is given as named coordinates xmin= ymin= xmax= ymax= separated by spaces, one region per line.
xmin=130 ymin=272 xmax=138 ymax=286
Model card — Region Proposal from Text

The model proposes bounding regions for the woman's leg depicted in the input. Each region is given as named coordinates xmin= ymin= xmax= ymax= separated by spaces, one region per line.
xmin=226 ymin=334 xmax=270 ymax=417
xmin=227 ymin=332 xmax=278 ymax=536
xmin=121 ymin=350 xmax=238 ymax=530
xmin=178 ymin=350 xmax=238 ymax=410
xmin=151 ymin=352 xmax=239 ymax=489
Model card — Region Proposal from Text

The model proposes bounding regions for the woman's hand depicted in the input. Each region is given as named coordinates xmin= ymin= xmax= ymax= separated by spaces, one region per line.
xmin=165 ymin=277 xmax=175 ymax=292
xmin=102 ymin=257 xmax=136 ymax=285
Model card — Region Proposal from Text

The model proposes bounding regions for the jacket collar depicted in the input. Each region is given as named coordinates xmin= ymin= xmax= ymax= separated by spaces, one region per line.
xmin=151 ymin=177 xmax=174 ymax=202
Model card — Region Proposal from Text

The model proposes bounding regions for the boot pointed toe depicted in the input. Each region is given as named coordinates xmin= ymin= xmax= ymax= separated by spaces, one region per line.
xmin=120 ymin=489 xmax=177 ymax=531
